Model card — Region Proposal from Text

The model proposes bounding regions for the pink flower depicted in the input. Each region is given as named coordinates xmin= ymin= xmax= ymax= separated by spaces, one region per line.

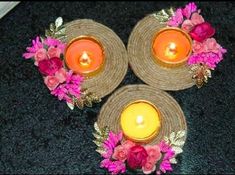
xmin=44 ymin=75 xmax=60 ymax=90
xmin=142 ymin=160 xmax=156 ymax=174
xmin=112 ymin=145 xmax=128 ymax=162
xmin=167 ymin=8 xmax=184 ymax=27
xmin=190 ymin=22 xmax=215 ymax=42
xmin=55 ymin=68 xmax=67 ymax=83
xmin=127 ymin=145 xmax=148 ymax=169
xmin=191 ymin=12 xmax=204 ymax=25
xmin=44 ymin=37 xmax=66 ymax=54
xmin=23 ymin=36 xmax=43 ymax=59
xmin=38 ymin=57 xmax=63 ymax=76
xmin=192 ymin=40 xmax=205 ymax=53
xmin=34 ymin=48 xmax=48 ymax=66
xmin=182 ymin=2 xmax=197 ymax=19
xmin=122 ymin=140 xmax=135 ymax=150
xmin=48 ymin=46 xmax=61 ymax=58
xmin=145 ymin=145 xmax=162 ymax=163
xmin=181 ymin=19 xmax=194 ymax=32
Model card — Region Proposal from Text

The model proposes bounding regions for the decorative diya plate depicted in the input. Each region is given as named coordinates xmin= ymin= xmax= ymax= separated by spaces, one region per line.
xmin=128 ymin=2 xmax=226 ymax=91
xmin=94 ymin=85 xmax=187 ymax=174
xmin=23 ymin=17 xmax=128 ymax=110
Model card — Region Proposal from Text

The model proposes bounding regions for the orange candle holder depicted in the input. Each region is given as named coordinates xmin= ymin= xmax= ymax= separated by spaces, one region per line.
xmin=152 ymin=27 xmax=192 ymax=68
xmin=65 ymin=35 xmax=105 ymax=78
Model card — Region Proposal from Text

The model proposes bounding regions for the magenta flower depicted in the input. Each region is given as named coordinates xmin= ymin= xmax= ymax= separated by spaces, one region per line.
xmin=158 ymin=141 xmax=175 ymax=174
xmin=44 ymin=37 xmax=66 ymax=54
xmin=182 ymin=2 xmax=197 ymax=19
xmin=51 ymin=70 xmax=84 ymax=103
xmin=100 ymin=159 xmax=126 ymax=175
xmin=23 ymin=36 xmax=43 ymax=59
xmin=167 ymin=8 xmax=184 ymax=27
xmin=188 ymin=52 xmax=224 ymax=69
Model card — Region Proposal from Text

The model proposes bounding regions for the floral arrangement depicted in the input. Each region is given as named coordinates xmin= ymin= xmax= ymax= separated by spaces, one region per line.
xmin=154 ymin=2 xmax=227 ymax=88
xmin=93 ymin=123 xmax=186 ymax=175
xmin=22 ymin=17 xmax=101 ymax=110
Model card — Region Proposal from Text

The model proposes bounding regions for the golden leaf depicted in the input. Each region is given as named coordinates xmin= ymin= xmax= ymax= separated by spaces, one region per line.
xmin=191 ymin=64 xmax=212 ymax=88
xmin=153 ymin=7 xmax=175 ymax=23
xmin=94 ymin=122 xmax=101 ymax=134
xmin=75 ymin=98 xmax=84 ymax=109
xmin=96 ymin=148 xmax=105 ymax=155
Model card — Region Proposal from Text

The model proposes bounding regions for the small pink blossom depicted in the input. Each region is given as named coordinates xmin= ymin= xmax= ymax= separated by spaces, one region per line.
xmin=44 ymin=37 xmax=66 ymax=54
xmin=191 ymin=12 xmax=204 ymax=25
xmin=181 ymin=19 xmax=194 ymax=32
xmin=100 ymin=159 xmax=126 ymax=175
xmin=44 ymin=75 xmax=60 ymax=90
xmin=23 ymin=36 xmax=43 ymax=59
xmin=121 ymin=140 xmax=136 ymax=151
xmin=142 ymin=159 xmax=156 ymax=174
xmin=192 ymin=40 xmax=205 ymax=53
xmin=167 ymin=8 xmax=184 ymax=27
xmin=145 ymin=145 xmax=162 ymax=163
xmin=48 ymin=46 xmax=61 ymax=58
xmin=182 ymin=2 xmax=197 ymax=19
xmin=55 ymin=68 xmax=67 ymax=83
xmin=34 ymin=48 xmax=48 ymax=66
xmin=112 ymin=145 xmax=128 ymax=162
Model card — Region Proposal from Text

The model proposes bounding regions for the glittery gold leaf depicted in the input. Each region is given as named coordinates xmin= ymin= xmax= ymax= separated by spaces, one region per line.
xmin=152 ymin=7 xmax=175 ymax=23
xmin=190 ymin=64 xmax=212 ymax=88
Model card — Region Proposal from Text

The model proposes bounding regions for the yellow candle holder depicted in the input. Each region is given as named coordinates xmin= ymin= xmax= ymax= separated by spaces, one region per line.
xmin=120 ymin=100 xmax=162 ymax=144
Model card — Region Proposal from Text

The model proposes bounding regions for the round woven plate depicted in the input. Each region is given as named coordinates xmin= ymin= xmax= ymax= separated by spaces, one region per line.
xmin=63 ymin=19 xmax=128 ymax=98
xmin=97 ymin=84 xmax=187 ymax=145
xmin=128 ymin=14 xmax=195 ymax=91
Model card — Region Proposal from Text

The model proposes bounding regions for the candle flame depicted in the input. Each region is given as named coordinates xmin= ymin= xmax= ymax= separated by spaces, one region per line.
xmin=169 ymin=42 xmax=176 ymax=51
xmin=136 ymin=115 xmax=144 ymax=125
xmin=165 ymin=42 xmax=177 ymax=59
xmin=79 ymin=51 xmax=91 ymax=66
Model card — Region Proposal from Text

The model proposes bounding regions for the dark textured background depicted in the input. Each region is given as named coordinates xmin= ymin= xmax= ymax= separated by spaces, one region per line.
xmin=0 ymin=1 xmax=234 ymax=174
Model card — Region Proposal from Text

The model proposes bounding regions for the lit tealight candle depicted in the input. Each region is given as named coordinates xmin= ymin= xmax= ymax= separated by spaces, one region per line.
xmin=65 ymin=36 xmax=105 ymax=77
xmin=120 ymin=100 xmax=161 ymax=143
xmin=152 ymin=27 xmax=192 ymax=67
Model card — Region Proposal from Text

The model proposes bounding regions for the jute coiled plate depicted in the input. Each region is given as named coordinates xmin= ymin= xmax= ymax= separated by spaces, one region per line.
xmin=63 ymin=19 xmax=128 ymax=98
xmin=128 ymin=14 xmax=195 ymax=91
xmin=97 ymin=84 xmax=187 ymax=145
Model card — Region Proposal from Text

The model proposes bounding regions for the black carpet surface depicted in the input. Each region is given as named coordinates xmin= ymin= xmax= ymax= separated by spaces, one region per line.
xmin=0 ymin=1 xmax=234 ymax=174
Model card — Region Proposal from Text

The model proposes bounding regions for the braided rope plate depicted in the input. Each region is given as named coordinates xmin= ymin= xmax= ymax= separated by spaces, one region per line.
xmin=63 ymin=19 xmax=128 ymax=98
xmin=128 ymin=15 xmax=195 ymax=91
xmin=97 ymin=84 xmax=187 ymax=145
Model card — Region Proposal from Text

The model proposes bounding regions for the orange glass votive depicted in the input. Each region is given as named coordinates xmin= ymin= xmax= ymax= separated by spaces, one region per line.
xmin=152 ymin=27 xmax=192 ymax=68
xmin=65 ymin=36 xmax=105 ymax=77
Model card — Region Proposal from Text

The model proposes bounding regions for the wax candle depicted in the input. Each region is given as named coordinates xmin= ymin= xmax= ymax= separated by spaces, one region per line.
xmin=120 ymin=100 xmax=161 ymax=143
xmin=65 ymin=36 xmax=105 ymax=77
xmin=152 ymin=27 xmax=192 ymax=67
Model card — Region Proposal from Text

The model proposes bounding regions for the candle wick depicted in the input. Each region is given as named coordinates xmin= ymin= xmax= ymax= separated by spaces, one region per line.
xmin=79 ymin=51 xmax=91 ymax=66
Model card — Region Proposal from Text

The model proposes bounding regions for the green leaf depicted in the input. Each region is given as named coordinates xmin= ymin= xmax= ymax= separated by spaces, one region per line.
xmin=169 ymin=132 xmax=176 ymax=143
xmin=66 ymin=102 xmax=74 ymax=110
xmin=55 ymin=17 xmax=63 ymax=29
xmin=170 ymin=158 xmax=177 ymax=164
xmin=173 ymin=140 xmax=185 ymax=146
xmin=172 ymin=146 xmax=183 ymax=155
xmin=176 ymin=130 xmax=186 ymax=139
xmin=94 ymin=122 xmax=101 ymax=134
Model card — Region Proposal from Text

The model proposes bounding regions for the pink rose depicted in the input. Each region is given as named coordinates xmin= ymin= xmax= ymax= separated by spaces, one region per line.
xmin=122 ymin=140 xmax=136 ymax=151
xmin=204 ymin=38 xmax=220 ymax=53
xmin=55 ymin=68 xmax=67 ymax=83
xmin=127 ymin=145 xmax=148 ymax=169
xmin=182 ymin=2 xmax=197 ymax=19
xmin=181 ymin=19 xmax=194 ymax=32
xmin=191 ymin=12 xmax=204 ymax=25
xmin=44 ymin=76 xmax=60 ymax=90
xmin=192 ymin=40 xmax=205 ymax=53
xmin=34 ymin=48 xmax=48 ymax=66
xmin=189 ymin=22 xmax=215 ymax=42
xmin=38 ymin=57 xmax=63 ymax=76
xmin=145 ymin=145 xmax=162 ymax=163
xmin=112 ymin=145 xmax=128 ymax=162
xmin=142 ymin=160 xmax=156 ymax=174
xmin=47 ymin=46 xmax=61 ymax=58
